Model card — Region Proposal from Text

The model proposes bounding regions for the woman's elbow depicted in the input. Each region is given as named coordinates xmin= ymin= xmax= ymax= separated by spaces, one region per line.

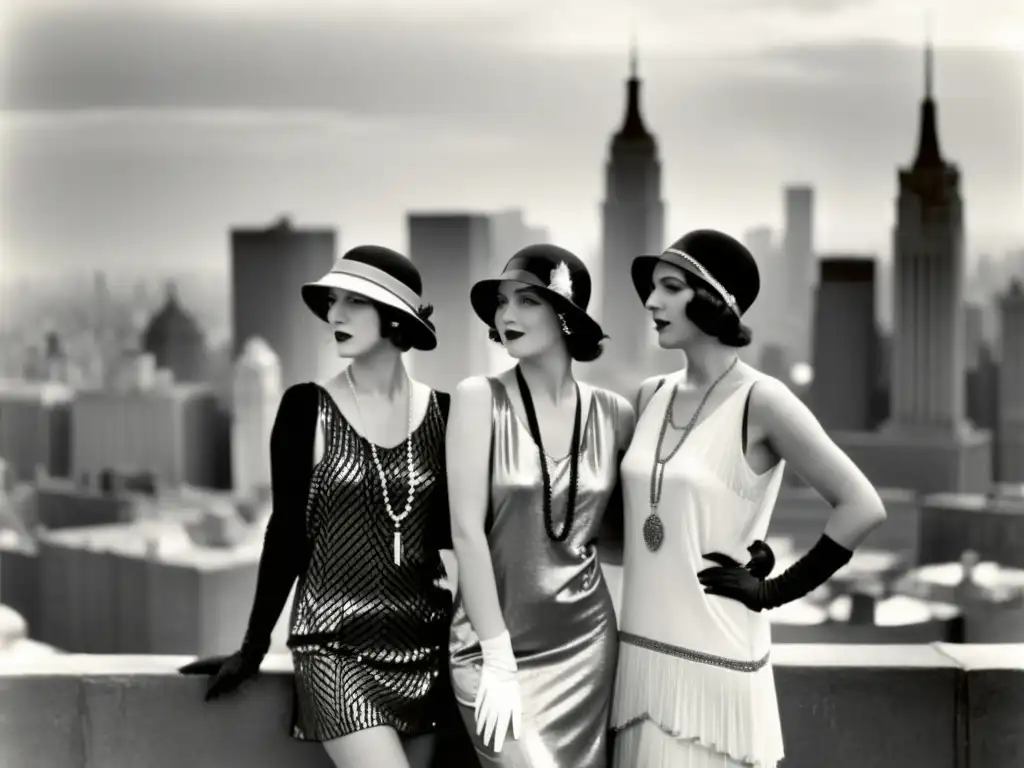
xmin=450 ymin=516 xmax=487 ymax=553
xmin=855 ymin=488 xmax=887 ymax=531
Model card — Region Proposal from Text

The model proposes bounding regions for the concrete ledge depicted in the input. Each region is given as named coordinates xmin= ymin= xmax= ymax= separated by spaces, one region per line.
xmin=1 ymin=645 xmax=1022 ymax=768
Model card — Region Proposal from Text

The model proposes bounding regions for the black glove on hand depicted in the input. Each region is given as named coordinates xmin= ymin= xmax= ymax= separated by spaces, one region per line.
xmin=701 ymin=539 xmax=777 ymax=579
xmin=744 ymin=539 xmax=776 ymax=579
xmin=699 ymin=534 xmax=852 ymax=612
xmin=178 ymin=645 xmax=264 ymax=702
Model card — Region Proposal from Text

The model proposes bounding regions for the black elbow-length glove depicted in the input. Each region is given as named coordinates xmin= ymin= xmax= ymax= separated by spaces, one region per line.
xmin=699 ymin=534 xmax=853 ymax=612
xmin=177 ymin=517 xmax=302 ymax=700
xmin=179 ymin=385 xmax=315 ymax=701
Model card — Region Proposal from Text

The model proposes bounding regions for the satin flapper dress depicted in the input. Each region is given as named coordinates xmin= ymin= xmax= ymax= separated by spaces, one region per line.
xmin=449 ymin=378 xmax=628 ymax=767
xmin=287 ymin=385 xmax=454 ymax=742
xmin=612 ymin=374 xmax=787 ymax=768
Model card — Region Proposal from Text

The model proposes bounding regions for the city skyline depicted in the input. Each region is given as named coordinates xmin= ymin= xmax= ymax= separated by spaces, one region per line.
xmin=1 ymin=1 xmax=1021 ymax=278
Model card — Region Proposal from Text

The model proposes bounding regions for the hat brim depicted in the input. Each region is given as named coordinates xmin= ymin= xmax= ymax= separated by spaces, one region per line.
xmin=631 ymin=254 xmax=713 ymax=305
xmin=301 ymin=273 xmax=437 ymax=351
xmin=470 ymin=278 xmax=606 ymax=341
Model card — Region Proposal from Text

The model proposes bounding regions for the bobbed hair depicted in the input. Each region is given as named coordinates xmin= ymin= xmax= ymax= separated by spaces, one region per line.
xmin=373 ymin=301 xmax=436 ymax=353
xmin=684 ymin=273 xmax=754 ymax=348
xmin=487 ymin=309 xmax=605 ymax=363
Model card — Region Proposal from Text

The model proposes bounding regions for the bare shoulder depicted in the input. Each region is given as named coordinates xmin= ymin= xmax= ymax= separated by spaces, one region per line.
xmin=407 ymin=378 xmax=433 ymax=398
xmin=491 ymin=366 xmax=518 ymax=388
xmin=748 ymin=373 xmax=803 ymax=415
xmin=591 ymin=386 xmax=634 ymax=418
xmin=633 ymin=370 xmax=679 ymax=414
xmin=451 ymin=375 xmax=494 ymax=408
xmin=589 ymin=385 xmax=636 ymax=444
xmin=448 ymin=377 xmax=494 ymax=447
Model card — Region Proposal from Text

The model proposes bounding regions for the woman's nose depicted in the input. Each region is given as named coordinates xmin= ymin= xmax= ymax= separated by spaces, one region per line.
xmin=498 ymin=304 xmax=516 ymax=324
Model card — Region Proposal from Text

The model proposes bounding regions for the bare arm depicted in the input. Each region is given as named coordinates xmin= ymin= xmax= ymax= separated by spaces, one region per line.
xmin=599 ymin=393 xmax=637 ymax=546
xmin=752 ymin=377 xmax=887 ymax=550
xmin=615 ymin=392 xmax=638 ymax=452
xmin=447 ymin=376 xmax=507 ymax=641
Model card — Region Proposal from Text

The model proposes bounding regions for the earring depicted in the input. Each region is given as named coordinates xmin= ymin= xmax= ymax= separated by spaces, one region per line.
xmin=390 ymin=320 xmax=400 ymax=328
xmin=558 ymin=313 xmax=572 ymax=335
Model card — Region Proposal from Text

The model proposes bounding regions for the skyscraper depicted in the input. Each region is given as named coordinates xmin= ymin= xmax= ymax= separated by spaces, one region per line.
xmin=830 ymin=33 xmax=991 ymax=494
xmin=741 ymin=225 xmax=780 ymax=355
xmin=230 ymin=216 xmax=336 ymax=389
xmin=782 ymin=186 xmax=815 ymax=363
xmin=998 ymin=279 xmax=1024 ymax=483
xmin=811 ymin=257 xmax=877 ymax=431
xmin=407 ymin=213 xmax=493 ymax=392
xmin=599 ymin=41 xmax=666 ymax=388
xmin=888 ymin=40 xmax=965 ymax=432
xmin=232 ymin=337 xmax=282 ymax=497
xmin=964 ymin=302 xmax=984 ymax=372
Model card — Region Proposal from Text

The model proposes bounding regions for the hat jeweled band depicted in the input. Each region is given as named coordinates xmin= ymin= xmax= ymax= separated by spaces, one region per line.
xmin=663 ymin=247 xmax=740 ymax=316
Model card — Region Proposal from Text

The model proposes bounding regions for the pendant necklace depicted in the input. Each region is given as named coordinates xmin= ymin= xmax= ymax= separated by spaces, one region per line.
xmin=345 ymin=367 xmax=416 ymax=566
xmin=644 ymin=357 xmax=738 ymax=552
xmin=515 ymin=365 xmax=582 ymax=543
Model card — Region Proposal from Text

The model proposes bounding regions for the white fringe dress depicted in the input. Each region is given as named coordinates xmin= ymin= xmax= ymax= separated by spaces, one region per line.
xmin=611 ymin=374 xmax=787 ymax=768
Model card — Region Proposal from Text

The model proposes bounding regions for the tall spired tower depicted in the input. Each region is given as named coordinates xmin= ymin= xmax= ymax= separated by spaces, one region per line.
xmin=830 ymin=26 xmax=992 ymax=494
xmin=599 ymin=39 xmax=667 ymax=385
xmin=888 ymin=29 xmax=965 ymax=431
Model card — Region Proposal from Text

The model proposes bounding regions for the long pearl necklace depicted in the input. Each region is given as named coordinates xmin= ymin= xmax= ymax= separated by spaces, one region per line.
xmin=345 ymin=367 xmax=416 ymax=566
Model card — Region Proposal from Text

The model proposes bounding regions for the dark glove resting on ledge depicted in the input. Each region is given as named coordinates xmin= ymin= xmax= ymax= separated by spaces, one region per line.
xmin=699 ymin=534 xmax=853 ymax=612
xmin=178 ymin=384 xmax=319 ymax=701
xmin=178 ymin=642 xmax=264 ymax=701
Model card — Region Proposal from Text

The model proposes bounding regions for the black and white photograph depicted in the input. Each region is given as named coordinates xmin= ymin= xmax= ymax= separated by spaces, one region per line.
xmin=1 ymin=1 xmax=1022 ymax=766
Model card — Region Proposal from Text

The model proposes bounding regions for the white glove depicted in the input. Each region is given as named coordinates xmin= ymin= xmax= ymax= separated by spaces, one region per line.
xmin=474 ymin=630 xmax=522 ymax=753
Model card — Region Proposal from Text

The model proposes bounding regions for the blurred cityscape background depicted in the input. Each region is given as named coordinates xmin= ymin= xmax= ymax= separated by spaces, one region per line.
xmin=1 ymin=1 xmax=1023 ymax=663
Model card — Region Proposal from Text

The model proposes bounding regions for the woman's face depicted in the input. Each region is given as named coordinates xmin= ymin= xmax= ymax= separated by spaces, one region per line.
xmin=325 ymin=288 xmax=386 ymax=357
xmin=645 ymin=262 xmax=698 ymax=349
xmin=493 ymin=281 xmax=562 ymax=360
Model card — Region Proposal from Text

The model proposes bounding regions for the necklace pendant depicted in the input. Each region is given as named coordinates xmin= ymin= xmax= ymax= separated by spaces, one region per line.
xmin=393 ymin=529 xmax=402 ymax=566
xmin=643 ymin=513 xmax=664 ymax=552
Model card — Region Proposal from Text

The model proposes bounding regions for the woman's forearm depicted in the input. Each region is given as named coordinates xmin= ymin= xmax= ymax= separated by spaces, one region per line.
xmin=452 ymin=531 xmax=508 ymax=643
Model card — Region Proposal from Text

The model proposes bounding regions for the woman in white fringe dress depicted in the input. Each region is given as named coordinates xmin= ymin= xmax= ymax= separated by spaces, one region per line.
xmin=611 ymin=229 xmax=887 ymax=768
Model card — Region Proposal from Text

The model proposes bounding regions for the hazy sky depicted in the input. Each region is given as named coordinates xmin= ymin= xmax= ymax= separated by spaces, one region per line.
xmin=2 ymin=0 xmax=1022 ymax=279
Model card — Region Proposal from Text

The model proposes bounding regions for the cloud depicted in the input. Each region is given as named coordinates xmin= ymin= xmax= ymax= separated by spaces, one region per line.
xmin=716 ymin=0 xmax=877 ymax=13
xmin=1 ymin=4 xmax=1020 ymax=270
xmin=4 ymin=0 xmax=1017 ymax=114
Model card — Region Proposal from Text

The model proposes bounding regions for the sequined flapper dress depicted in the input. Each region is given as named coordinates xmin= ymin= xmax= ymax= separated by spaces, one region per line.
xmin=287 ymin=384 xmax=454 ymax=742
xmin=449 ymin=377 xmax=629 ymax=767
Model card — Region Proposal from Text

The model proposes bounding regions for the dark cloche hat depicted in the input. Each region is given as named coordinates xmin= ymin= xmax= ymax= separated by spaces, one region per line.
xmin=631 ymin=229 xmax=761 ymax=316
xmin=470 ymin=244 xmax=606 ymax=340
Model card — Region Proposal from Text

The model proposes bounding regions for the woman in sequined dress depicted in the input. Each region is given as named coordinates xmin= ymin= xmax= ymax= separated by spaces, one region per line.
xmin=611 ymin=229 xmax=887 ymax=768
xmin=180 ymin=246 xmax=462 ymax=768
xmin=447 ymin=244 xmax=636 ymax=767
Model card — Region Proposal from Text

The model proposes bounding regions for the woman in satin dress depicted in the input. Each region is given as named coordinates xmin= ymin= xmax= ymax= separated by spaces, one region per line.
xmin=446 ymin=244 xmax=636 ymax=767
xmin=611 ymin=230 xmax=887 ymax=767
